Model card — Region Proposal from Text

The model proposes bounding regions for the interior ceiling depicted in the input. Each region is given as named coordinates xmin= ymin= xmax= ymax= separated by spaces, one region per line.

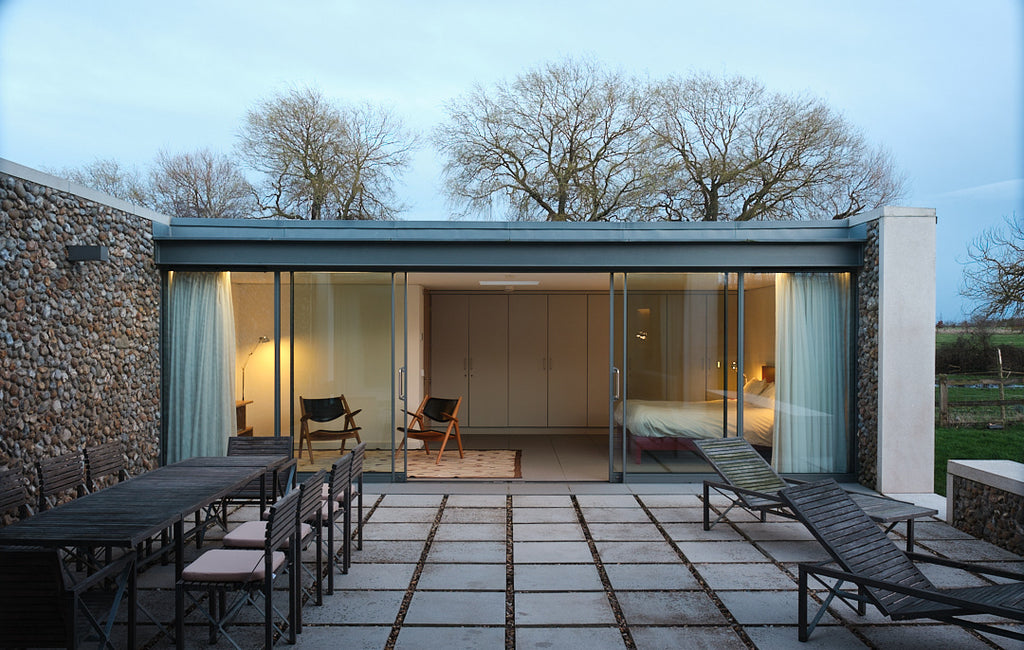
xmin=409 ymin=272 xmax=608 ymax=291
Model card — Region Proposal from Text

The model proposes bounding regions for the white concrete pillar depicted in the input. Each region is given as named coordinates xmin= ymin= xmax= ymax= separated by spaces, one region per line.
xmin=852 ymin=207 xmax=937 ymax=493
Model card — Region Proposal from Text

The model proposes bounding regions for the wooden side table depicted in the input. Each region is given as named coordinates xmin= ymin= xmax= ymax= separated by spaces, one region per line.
xmin=236 ymin=400 xmax=254 ymax=436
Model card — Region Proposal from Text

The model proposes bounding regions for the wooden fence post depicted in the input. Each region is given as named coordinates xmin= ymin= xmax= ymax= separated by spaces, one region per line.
xmin=939 ymin=374 xmax=949 ymax=427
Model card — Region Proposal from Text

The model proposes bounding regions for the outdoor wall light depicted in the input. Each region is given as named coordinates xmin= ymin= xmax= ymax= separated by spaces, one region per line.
xmin=67 ymin=245 xmax=109 ymax=262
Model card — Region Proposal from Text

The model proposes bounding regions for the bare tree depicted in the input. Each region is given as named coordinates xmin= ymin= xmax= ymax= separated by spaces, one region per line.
xmin=237 ymin=87 xmax=416 ymax=220
xmin=150 ymin=149 xmax=255 ymax=218
xmin=961 ymin=214 xmax=1024 ymax=320
xmin=58 ymin=158 xmax=152 ymax=207
xmin=649 ymin=73 xmax=905 ymax=221
xmin=435 ymin=57 xmax=661 ymax=222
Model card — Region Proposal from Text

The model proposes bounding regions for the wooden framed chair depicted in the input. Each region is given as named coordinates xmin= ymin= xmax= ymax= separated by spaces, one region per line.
xmin=397 ymin=396 xmax=463 ymax=464
xmin=780 ymin=479 xmax=1024 ymax=643
xmin=178 ymin=487 xmax=301 ymax=648
xmin=321 ymin=452 xmax=353 ymax=594
xmin=37 ymin=451 xmax=89 ymax=511
xmin=299 ymin=395 xmax=362 ymax=464
xmin=0 ymin=466 xmax=35 ymax=523
xmin=84 ymin=442 xmax=129 ymax=492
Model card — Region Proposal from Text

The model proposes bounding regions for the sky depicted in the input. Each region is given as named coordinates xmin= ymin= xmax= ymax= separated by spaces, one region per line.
xmin=1 ymin=1 xmax=1021 ymax=321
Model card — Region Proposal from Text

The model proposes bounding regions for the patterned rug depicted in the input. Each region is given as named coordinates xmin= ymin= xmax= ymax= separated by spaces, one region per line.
xmin=366 ymin=448 xmax=522 ymax=479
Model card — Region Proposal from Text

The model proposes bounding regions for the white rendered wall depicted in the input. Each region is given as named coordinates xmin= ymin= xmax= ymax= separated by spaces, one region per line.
xmin=853 ymin=207 xmax=937 ymax=493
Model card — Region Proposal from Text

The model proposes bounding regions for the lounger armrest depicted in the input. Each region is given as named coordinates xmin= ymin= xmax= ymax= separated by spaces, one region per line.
xmin=349 ymin=408 xmax=362 ymax=417
xmin=702 ymin=479 xmax=784 ymax=503
xmin=906 ymin=552 xmax=1024 ymax=581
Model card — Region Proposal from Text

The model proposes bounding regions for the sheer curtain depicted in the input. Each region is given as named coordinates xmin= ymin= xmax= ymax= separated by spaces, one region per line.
xmin=773 ymin=273 xmax=851 ymax=473
xmin=165 ymin=272 xmax=236 ymax=463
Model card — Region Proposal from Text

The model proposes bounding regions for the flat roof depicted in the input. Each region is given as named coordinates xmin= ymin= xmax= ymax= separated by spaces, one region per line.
xmin=153 ymin=218 xmax=871 ymax=271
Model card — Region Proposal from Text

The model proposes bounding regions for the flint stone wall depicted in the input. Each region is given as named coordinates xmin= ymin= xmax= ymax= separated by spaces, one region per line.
xmin=948 ymin=461 xmax=1024 ymax=556
xmin=856 ymin=221 xmax=880 ymax=489
xmin=1 ymin=165 xmax=161 ymax=509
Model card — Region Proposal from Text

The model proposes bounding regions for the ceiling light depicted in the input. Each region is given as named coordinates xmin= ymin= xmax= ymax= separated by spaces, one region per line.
xmin=478 ymin=280 xmax=540 ymax=286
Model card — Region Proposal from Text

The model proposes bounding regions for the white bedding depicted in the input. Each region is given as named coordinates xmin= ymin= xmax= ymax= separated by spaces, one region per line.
xmin=613 ymin=398 xmax=775 ymax=448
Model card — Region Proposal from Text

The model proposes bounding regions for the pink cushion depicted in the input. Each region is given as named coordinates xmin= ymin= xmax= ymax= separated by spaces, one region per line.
xmin=223 ymin=520 xmax=311 ymax=549
xmin=182 ymin=548 xmax=285 ymax=582
xmin=321 ymin=483 xmax=345 ymax=502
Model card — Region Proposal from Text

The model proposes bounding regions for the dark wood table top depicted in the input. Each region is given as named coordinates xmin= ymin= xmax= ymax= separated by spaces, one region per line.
xmin=0 ymin=456 xmax=276 ymax=548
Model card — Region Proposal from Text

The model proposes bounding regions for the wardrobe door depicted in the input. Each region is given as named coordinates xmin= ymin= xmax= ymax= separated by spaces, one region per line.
xmin=508 ymin=294 xmax=548 ymax=426
xmin=468 ymin=294 xmax=509 ymax=426
xmin=587 ymin=293 xmax=610 ymax=426
xmin=548 ymin=295 xmax=588 ymax=426
xmin=430 ymin=294 xmax=469 ymax=403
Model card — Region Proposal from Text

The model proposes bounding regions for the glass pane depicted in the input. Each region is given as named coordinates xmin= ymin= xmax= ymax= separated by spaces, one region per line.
xmin=621 ymin=273 xmax=730 ymax=474
xmin=231 ymin=272 xmax=290 ymax=440
xmin=741 ymin=273 xmax=777 ymax=464
xmin=292 ymin=272 xmax=394 ymax=472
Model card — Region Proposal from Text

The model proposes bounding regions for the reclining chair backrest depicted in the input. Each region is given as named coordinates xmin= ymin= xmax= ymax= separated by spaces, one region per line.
xmin=779 ymin=479 xmax=935 ymax=615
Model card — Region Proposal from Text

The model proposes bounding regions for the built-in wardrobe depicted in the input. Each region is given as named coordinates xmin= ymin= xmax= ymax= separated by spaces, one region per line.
xmin=428 ymin=293 xmax=609 ymax=429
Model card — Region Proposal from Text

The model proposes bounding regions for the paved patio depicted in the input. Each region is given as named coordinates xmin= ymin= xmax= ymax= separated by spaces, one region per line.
xmin=133 ymin=482 xmax=1023 ymax=649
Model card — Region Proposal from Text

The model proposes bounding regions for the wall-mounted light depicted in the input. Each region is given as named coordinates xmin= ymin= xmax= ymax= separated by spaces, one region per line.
xmin=241 ymin=336 xmax=269 ymax=400
xmin=67 ymin=245 xmax=109 ymax=262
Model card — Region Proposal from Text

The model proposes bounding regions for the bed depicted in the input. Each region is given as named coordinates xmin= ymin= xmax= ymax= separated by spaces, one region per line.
xmin=614 ymin=369 xmax=776 ymax=464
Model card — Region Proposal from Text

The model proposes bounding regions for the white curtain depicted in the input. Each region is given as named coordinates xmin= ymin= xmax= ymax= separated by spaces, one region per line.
xmin=773 ymin=273 xmax=851 ymax=473
xmin=166 ymin=272 xmax=236 ymax=463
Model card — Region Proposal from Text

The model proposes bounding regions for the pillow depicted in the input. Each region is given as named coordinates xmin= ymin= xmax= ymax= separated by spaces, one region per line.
xmin=760 ymin=382 xmax=776 ymax=400
xmin=743 ymin=378 xmax=765 ymax=396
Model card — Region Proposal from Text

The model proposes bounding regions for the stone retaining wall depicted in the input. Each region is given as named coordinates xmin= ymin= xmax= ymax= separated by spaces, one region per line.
xmin=856 ymin=221 xmax=880 ymax=489
xmin=948 ymin=460 xmax=1024 ymax=556
xmin=1 ymin=167 xmax=161 ymax=509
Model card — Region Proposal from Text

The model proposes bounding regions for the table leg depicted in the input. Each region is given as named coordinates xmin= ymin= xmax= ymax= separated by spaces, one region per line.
xmin=128 ymin=554 xmax=138 ymax=648
xmin=175 ymin=519 xmax=185 ymax=650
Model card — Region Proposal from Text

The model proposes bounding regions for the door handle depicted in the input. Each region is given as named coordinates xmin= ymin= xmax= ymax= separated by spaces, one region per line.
xmin=612 ymin=367 xmax=621 ymax=400
xmin=398 ymin=366 xmax=407 ymax=401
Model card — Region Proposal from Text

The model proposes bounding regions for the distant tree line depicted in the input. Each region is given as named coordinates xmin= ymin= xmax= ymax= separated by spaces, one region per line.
xmin=62 ymin=58 xmax=905 ymax=222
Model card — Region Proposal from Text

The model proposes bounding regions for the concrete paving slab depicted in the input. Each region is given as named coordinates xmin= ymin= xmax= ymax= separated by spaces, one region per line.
xmin=360 ymin=522 xmax=433 ymax=541
xmin=515 ymin=563 xmax=604 ymax=591
xmin=662 ymin=522 xmax=743 ymax=542
xmin=330 ymin=562 xmax=416 ymax=590
xmin=512 ymin=495 xmax=573 ymax=507
xmin=616 ymin=590 xmax=726 ymax=625
xmin=912 ymin=520 xmax=980 ymax=540
xmin=432 ymin=522 xmax=506 ymax=541
xmin=674 ymin=540 xmax=772 ymax=563
xmin=636 ymin=494 xmax=704 ymax=508
xmin=734 ymin=521 xmax=818 ymax=541
xmin=404 ymin=590 xmax=507 ymax=625
xmin=515 ymin=591 xmax=617 ymax=625
xmin=630 ymin=625 xmax=748 ymax=649
xmin=694 ymin=562 xmax=797 ymax=590
xmin=744 ymin=624 xmax=867 ymax=648
xmin=718 ymin=590 xmax=837 ymax=625
xmin=512 ymin=506 xmax=580 ymax=523
xmin=350 ymin=540 xmax=426 ymax=564
xmin=445 ymin=494 xmax=508 ymax=507
xmin=516 ymin=626 xmax=626 ymax=649
xmin=920 ymin=538 xmax=1024 ymax=562
xmin=513 ymin=522 xmax=585 ymax=541
xmin=596 ymin=540 xmax=682 ymax=564
xmin=427 ymin=540 xmax=506 ymax=563
xmin=514 ymin=540 xmax=594 ymax=563
xmin=301 ymin=589 xmax=405 ymax=625
xmin=645 ymin=507 xmax=707 ymax=523
xmin=367 ymin=507 xmax=437 ymax=523
xmin=588 ymin=522 xmax=665 ymax=541
xmin=395 ymin=625 xmax=506 ymax=649
xmin=580 ymin=507 xmax=654 ymax=523
xmin=417 ymin=562 xmax=507 ymax=590
xmin=918 ymin=562 xmax=999 ymax=588
xmin=294 ymin=625 xmax=392 ymax=649
xmin=378 ymin=494 xmax=444 ymax=507
xmin=603 ymin=562 xmax=701 ymax=590
xmin=440 ymin=507 xmax=506 ymax=523
xmin=857 ymin=623 xmax=997 ymax=648
xmin=575 ymin=494 xmax=642 ymax=508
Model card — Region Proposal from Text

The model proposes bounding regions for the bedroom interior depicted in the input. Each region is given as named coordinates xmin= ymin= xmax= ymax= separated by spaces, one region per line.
xmin=221 ymin=269 xmax=850 ymax=481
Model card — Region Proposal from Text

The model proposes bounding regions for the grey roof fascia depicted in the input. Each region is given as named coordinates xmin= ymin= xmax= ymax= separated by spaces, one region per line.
xmin=153 ymin=218 xmax=865 ymax=271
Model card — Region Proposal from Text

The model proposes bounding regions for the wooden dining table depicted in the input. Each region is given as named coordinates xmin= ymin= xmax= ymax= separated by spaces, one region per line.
xmin=0 ymin=454 xmax=290 ymax=648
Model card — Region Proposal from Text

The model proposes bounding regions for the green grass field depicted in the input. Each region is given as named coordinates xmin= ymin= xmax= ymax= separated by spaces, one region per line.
xmin=935 ymin=331 xmax=1024 ymax=347
xmin=933 ymin=426 xmax=1024 ymax=495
